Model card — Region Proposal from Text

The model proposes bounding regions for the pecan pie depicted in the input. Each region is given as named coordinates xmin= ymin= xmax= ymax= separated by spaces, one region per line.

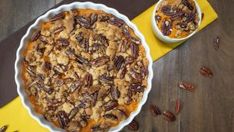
xmin=21 ymin=9 xmax=149 ymax=131
xmin=155 ymin=0 xmax=200 ymax=38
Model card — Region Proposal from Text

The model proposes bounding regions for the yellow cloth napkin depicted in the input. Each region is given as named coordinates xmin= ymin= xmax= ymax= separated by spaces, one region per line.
xmin=0 ymin=0 xmax=217 ymax=131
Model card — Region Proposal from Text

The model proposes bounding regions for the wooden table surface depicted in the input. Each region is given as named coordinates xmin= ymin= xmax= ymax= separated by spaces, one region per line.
xmin=0 ymin=0 xmax=233 ymax=132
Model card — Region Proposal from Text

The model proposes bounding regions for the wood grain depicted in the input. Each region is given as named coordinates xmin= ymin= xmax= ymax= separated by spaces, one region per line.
xmin=0 ymin=0 xmax=233 ymax=132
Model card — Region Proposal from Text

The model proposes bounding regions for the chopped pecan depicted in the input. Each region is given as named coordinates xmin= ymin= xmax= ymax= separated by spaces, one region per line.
xmin=103 ymin=114 xmax=118 ymax=120
xmin=119 ymin=67 xmax=127 ymax=79
xmin=161 ymin=5 xmax=174 ymax=16
xmin=99 ymin=74 xmax=114 ymax=84
xmin=69 ymin=80 xmax=83 ymax=93
xmin=99 ymin=15 xmax=110 ymax=22
xmin=75 ymin=16 xmax=91 ymax=28
xmin=111 ymin=86 xmax=120 ymax=100
xmin=91 ymin=92 xmax=98 ymax=106
xmin=84 ymin=73 xmax=93 ymax=87
xmin=57 ymin=111 xmax=70 ymax=128
xmin=104 ymin=100 xmax=118 ymax=111
xmin=114 ymin=55 xmax=125 ymax=70
xmin=129 ymin=69 xmax=142 ymax=81
xmin=98 ymin=88 xmax=110 ymax=100
xmin=69 ymin=107 xmax=79 ymax=120
xmin=127 ymin=119 xmax=139 ymax=131
xmin=131 ymin=37 xmax=141 ymax=45
xmin=44 ymin=61 xmax=51 ymax=71
xmin=130 ymin=83 xmax=145 ymax=93
xmin=50 ymin=12 xmax=65 ymax=21
xmin=94 ymin=34 xmax=109 ymax=47
xmin=91 ymin=56 xmax=110 ymax=67
xmin=155 ymin=15 xmax=161 ymax=22
xmin=108 ymin=16 xmax=124 ymax=27
xmin=130 ymin=43 xmax=139 ymax=58
xmin=31 ymin=30 xmax=41 ymax=41
xmin=76 ymin=32 xmax=84 ymax=43
xmin=57 ymin=38 xmax=70 ymax=46
xmin=161 ymin=20 xmax=172 ymax=36
xmin=39 ymin=36 xmax=48 ymax=44
xmin=53 ymin=26 xmax=65 ymax=34
xmin=182 ymin=0 xmax=194 ymax=10
xmin=90 ymin=13 xmax=98 ymax=25
xmin=118 ymin=40 xmax=129 ymax=53
xmin=76 ymin=55 xmax=89 ymax=65
xmin=125 ymin=57 xmax=135 ymax=65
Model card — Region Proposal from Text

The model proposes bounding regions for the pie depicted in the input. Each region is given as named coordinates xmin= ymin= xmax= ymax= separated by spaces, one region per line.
xmin=22 ymin=9 xmax=149 ymax=131
xmin=155 ymin=0 xmax=200 ymax=38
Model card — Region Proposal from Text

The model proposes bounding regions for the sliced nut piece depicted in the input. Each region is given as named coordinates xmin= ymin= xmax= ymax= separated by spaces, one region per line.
xmin=56 ymin=111 xmax=70 ymax=128
xmin=104 ymin=100 xmax=118 ymax=112
xmin=50 ymin=12 xmax=65 ymax=21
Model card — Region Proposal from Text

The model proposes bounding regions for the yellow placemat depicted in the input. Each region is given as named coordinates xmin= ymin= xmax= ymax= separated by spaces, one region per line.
xmin=0 ymin=0 xmax=217 ymax=131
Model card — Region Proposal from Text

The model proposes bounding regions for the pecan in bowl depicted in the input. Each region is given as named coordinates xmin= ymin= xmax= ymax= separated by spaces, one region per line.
xmin=151 ymin=0 xmax=202 ymax=43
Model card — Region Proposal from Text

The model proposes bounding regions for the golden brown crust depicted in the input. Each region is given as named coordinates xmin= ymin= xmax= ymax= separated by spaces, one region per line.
xmin=21 ymin=9 xmax=148 ymax=131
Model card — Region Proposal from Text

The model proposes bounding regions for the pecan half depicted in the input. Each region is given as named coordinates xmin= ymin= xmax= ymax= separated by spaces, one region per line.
xmin=75 ymin=16 xmax=91 ymax=28
xmin=200 ymin=66 xmax=213 ymax=78
xmin=163 ymin=111 xmax=176 ymax=122
xmin=119 ymin=67 xmax=127 ymax=79
xmin=130 ymin=83 xmax=145 ymax=93
xmin=69 ymin=80 xmax=83 ymax=93
xmin=182 ymin=0 xmax=194 ymax=10
xmin=50 ymin=12 xmax=65 ymax=21
xmin=91 ymin=56 xmax=110 ymax=67
xmin=114 ymin=55 xmax=125 ymax=70
xmin=90 ymin=13 xmax=98 ymax=26
xmin=103 ymin=114 xmax=118 ymax=120
xmin=99 ymin=74 xmax=114 ymax=84
xmin=175 ymin=99 xmax=181 ymax=114
xmin=84 ymin=73 xmax=93 ymax=87
xmin=111 ymin=86 xmax=120 ymax=100
xmin=108 ymin=16 xmax=124 ymax=27
xmin=130 ymin=43 xmax=139 ymax=58
xmin=39 ymin=36 xmax=48 ymax=44
xmin=31 ymin=30 xmax=41 ymax=41
xmin=53 ymin=26 xmax=65 ymax=34
xmin=57 ymin=38 xmax=70 ymax=46
xmin=127 ymin=119 xmax=139 ymax=131
xmin=57 ymin=111 xmax=70 ymax=128
xmin=131 ymin=37 xmax=141 ymax=45
xmin=76 ymin=55 xmax=89 ymax=65
xmin=149 ymin=104 xmax=161 ymax=116
xmin=69 ymin=107 xmax=79 ymax=120
xmin=161 ymin=5 xmax=174 ymax=16
xmin=178 ymin=81 xmax=195 ymax=92
xmin=104 ymin=100 xmax=118 ymax=111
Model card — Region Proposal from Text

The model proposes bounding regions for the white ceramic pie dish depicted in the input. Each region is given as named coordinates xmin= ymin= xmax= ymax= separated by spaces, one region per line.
xmin=15 ymin=2 xmax=153 ymax=132
xmin=151 ymin=0 xmax=202 ymax=43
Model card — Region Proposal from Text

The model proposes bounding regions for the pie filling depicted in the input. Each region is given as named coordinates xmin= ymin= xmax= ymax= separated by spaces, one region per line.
xmin=22 ymin=9 xmax=149 ymax=131
xmin=155 ymin=0 xmax=200 ymax=38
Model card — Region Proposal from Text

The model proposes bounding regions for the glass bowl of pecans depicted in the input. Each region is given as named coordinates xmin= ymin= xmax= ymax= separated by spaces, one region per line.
xmin=152 ymin=0 xmax=202 ymax=43
xmin=15 ymin=2 xmax=153 ymax=132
